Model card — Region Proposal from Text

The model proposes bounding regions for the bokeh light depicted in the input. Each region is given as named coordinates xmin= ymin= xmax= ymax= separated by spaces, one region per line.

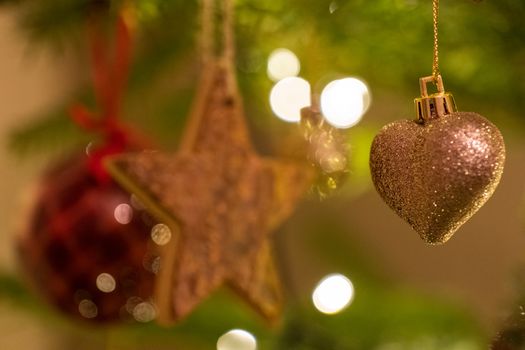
xmin=96 ymin=273 xmax=116 ymax=293
xmin=130 ymin=194 xmax=145 ymax=210
xmin=320 ymin=77 xmax=371 ymax=129
xmin=78 ymin=299 xmax=98 ymax=319
xmin=270 ymin=77 xmax=311 ymax=123
xmin=217 ymin=329 xmax=257 ymax=350
xmin=143 ymin=253 xmax=162 ymax=275
xmin=151 ymin=223 xmax=172 ymax=245
xmin=267 ymin=48 xmax=301 ymax=81
xmin=85 ymin=142 xmax=94 ymax=156
xmin=132 ymin=301 xmax=157 ymax=322
xmin=329 ymin=1 xmax=338 ymax=14
xmin=312 ymin=273 xmax=354 ymax=314
xmin=114 ymin=203 xmax=133 ymax=224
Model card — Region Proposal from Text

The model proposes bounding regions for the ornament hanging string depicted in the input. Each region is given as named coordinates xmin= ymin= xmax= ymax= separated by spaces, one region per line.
xmin=69 ymin=13 xmax=134 ymax=182
xmin=432 ymin=0 xmax=440 ymax=80
xmin=199 ymin=0 xmax=236 ymax=66
xmin=200 ymin=0 xmax=213 ymax=65
xmin=431 ymin=0 xmax=487 ymax=82
xmin=222 ymin=0 xmax=235 ymax=64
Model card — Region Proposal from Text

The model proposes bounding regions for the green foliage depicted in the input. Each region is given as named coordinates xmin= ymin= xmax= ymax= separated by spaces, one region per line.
xmin=5 ymin=0 xmax=525 ymax=158
xmin=278 ymin=294 xmax=483 ymax=350
xmin=19 ymin=0 xmax=88 ymax=45
xmin=8 ymin=107 xmax=88 ymax=157
xmin=0 ymin=273 xmax=32 ymax=305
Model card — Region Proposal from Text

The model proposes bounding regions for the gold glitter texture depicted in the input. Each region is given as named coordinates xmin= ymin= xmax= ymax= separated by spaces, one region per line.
xmin=106 ymin=61 xmax=313 ymax=324
xmin=370 ymin=112 xmax=505 ymax=244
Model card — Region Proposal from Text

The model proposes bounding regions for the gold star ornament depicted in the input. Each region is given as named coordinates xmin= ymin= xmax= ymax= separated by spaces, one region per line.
xmin=106 ymin=60 xmax=313 ymax=324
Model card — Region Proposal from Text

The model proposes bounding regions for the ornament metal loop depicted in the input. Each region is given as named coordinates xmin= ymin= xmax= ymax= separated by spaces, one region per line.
xmin=414 ymin=74 xmax=457 ymax=122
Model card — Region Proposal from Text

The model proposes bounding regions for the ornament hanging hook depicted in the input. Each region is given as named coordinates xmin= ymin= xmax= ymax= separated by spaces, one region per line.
xmin=415 ymin=74 xmax=456 ymax=122
xmin=419 ymin=74 xmax=444 ymax=97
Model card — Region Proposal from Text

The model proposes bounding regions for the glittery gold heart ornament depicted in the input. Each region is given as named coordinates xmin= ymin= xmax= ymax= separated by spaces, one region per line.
xmin=370 ymin=78 xmax=505 ymax=244
xmin=370 ymin=0 xmax=505 ymax=244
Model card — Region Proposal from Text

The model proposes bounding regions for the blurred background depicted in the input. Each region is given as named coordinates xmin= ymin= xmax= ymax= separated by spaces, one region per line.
xmin=0 ymin=0 xmax=524 ymax=349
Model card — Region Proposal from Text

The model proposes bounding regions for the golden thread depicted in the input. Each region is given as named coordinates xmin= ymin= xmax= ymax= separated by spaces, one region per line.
xmin=199 ymin=0 xmax=235 ymax=64
xmin=200 ymin=0 xmax=213 ymax=64
xmin=221 ymin=0 xmax=235 ymax=63
xmin=432 ymin=0 xmax=440 ymax=80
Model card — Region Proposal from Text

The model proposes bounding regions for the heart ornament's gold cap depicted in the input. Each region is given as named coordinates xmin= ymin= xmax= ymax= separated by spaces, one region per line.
xmin=415 ymin=75 xmax=457 ymax=122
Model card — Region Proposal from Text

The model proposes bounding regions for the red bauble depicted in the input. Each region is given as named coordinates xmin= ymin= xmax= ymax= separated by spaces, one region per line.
xmin=17 ymin=153 xmax=158 ymax=324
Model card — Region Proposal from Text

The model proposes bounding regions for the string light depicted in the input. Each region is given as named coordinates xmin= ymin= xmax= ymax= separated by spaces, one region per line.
xmin=329 ymin=1 xmax=338 ymax=14
xmin=217 ymin=329 xmax=257 ymax=350
xmin=151 ymin=223 xmax=172 ymax=245
xmin=270 ymin=77 xmax=311 ymax=122
xmin=96 ymin=273 xmax=116 ymax=293
xmin=78 ymin=299 xmax=98 ymax=318
xmin=312 ymin=273 xmax=354 ymax=314
xmin=320 ymin=77 xmax=370 ymax=129
xmin=267 ymin=48 xmax=301 ymax=82
xmin=132 ymin=301 xmax=157 ymax=322
xmin=114 ymin=203 xmax=133 ymax=224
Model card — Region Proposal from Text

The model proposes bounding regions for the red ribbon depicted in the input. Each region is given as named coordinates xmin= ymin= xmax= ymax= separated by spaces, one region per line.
xmin=69 ymin=14 xmax=133 ymax=183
